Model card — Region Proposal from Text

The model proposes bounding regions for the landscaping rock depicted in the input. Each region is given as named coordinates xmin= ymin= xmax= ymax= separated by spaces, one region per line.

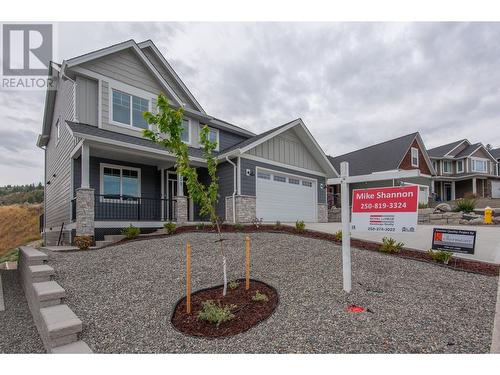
xmin=462 ymin=213 xmax=479 ymax=221
xmin=459 ymin=219 xmax=469 ymax=225
xmin=468 ymin=218 xmax=484 ymax=225
xmin=434 ymin=203 xmax=452 ymax=213
xmin=492 ymin=216 xmax=500 ymax=224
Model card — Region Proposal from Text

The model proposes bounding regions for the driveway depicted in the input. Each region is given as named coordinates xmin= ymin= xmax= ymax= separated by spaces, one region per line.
xmin=45 ymin=232 xmax=497 ymax=353
xmin=303 ymin=223 xmax=500 ymax=264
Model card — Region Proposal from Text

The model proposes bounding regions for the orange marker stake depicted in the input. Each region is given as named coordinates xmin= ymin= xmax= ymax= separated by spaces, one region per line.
xmin=186 ymin=241 xmax=191 ymax=314
xmin=245 ymin=236 xmax=250 ymax=290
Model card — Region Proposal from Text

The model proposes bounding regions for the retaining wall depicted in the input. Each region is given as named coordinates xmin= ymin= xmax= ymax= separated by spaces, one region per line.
xmin=18 ymin=246 xmax=92 ymax=353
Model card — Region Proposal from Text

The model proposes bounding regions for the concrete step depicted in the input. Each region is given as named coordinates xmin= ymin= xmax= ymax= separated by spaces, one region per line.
xmin=94 ymin=240 xmax=113 ymax=248
xmin=51 ymin=340 xmax=92 ymax=354
xmin=103 ymin=234 xmax=125 ymax=242
xmin=33 ymin=281 xmax=66 ymax=308
xmin=29 ymin=264 xmax=55 ymax=283
xmin=40 ymin=304 xmax=82 ymax=348
xmin=19 ymin=246 xmax=47 ymax=266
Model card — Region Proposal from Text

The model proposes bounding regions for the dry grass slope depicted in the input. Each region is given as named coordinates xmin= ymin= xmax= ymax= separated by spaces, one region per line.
xmin=0 ymin=204 xmax=42 ymax=258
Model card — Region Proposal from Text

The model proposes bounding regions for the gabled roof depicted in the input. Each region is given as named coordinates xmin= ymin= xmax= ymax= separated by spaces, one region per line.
xmin=427 ymin=139 xmax=469 ymax=158
xmin=219 ymin=118 xmax=338 ymax=177
xmin=491 ymin=148 xmax=500 ymax=159
xmin=454 ymin=143 xmax=483 ymax=158
xmin=328 ymin=132 xmax=434 ymax=177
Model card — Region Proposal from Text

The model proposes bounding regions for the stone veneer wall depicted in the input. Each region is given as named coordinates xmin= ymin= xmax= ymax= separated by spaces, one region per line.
xmin=75 ymin=188 xmax=95 ymax=237
xmin=328 ymin=208 xmax=341 ymax=222
xmin=317 ymin=203 xmax=327 ymax=223
xmin=175 ymin=196 xmax=188 ymax=223
xmin=225 ymin=195 xmax=256 ymax=223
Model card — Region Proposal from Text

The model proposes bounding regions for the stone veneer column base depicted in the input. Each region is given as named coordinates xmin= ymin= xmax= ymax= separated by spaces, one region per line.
xmin=75 ymin=188 xmax=95 ymax=238
xmin=175 ymin=196 xmax=188 ymax=223
xmin=225 ymin=195 xmax=256 ymax=223
xmin=317 ymin=203 xmax=327 ymax=223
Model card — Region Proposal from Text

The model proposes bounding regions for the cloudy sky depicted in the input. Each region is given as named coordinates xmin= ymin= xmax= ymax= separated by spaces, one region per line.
xmin=1 ymin=22 xmax=500 ymax=185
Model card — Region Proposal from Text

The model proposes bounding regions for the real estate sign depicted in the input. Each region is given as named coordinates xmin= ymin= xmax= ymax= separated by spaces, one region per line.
xmin=432 ymin=228 xmax=476 ymax=254
xmin=351 ymin=185 xmax=418 ymax=233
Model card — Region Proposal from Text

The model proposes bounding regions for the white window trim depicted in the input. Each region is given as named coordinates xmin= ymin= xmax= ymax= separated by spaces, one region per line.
xmin=206 ymin=126 xmax=220 ymax=151
xmin=471 ymin=157 xmax=489 ymax=173
xmin=456 ymin=159 xmax=464 ymax=173
xmin=411 ymin=147 xmax=419 ymax=167
xmin=99 ymin=163 xmax=141 ymax=203
xmin=108 ymin=81 xmax=154 ymax=131
xmin=442 ymin=160 xmax=452 ymax=174
xmin=182 ymin=118 xmax=192 ymax=145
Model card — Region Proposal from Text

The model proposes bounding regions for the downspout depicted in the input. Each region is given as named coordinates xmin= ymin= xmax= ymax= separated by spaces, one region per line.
xmin=225 ymin=156 xmax=237 ymax=223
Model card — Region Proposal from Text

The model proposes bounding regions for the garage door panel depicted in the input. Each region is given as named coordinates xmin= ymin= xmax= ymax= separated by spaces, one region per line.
xmin=256 ymin=169 xmax=316 ymax=222
xmin=492 ymin=181 xmax=500 ymax=199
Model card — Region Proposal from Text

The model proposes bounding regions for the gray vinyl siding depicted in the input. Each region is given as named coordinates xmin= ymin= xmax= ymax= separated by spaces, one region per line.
xmin=246 ymin=128 xmax=323 ymax=172
xmin=218 ymin=128 xmax=248 ymax=150
xmin=216 ymin=161 xmax=236 ymax=218
xmin=44 ymin=78 xmax=76 ymax=229
xmin=240 ymin=158 xmax=326 ymax=204
xmin=80 ymin=49 xmax=163 ymax=94
xmin=75 ymin=76 xmax=98 ymax=126
xmin=141 ymin=46 xmax=197 ymax=110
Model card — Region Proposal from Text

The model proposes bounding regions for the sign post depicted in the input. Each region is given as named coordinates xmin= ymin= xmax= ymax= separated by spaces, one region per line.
xmin=340 ymin=162 xmax=352 ymax=293
xmin=328 ymin=164 xmax=422 ymax=294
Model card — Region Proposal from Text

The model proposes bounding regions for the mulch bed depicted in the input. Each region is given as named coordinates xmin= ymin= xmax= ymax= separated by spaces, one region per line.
xmin=171 ymin=279 xmax=278 ymax=338
xmin=88 ymin=224 xmax=500 ymax=277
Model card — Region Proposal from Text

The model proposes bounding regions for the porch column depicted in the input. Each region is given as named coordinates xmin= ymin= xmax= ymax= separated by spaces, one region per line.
xmin=160 ymin=168 xmax=165 ymax=221
xmin=175 ymin=196 xmax=188 ymax=224
xmin=451 ymin=181 xmax=456 ymax=201
xmin=472 ymin=177 xmax=477 ymax=195
xmin=75 ymin=187 xmax=94 ymax=239
xmin=81 ymin=143 xmax=90 ymax=188
xmin=177 ymin=174 xmax=184 ymax=196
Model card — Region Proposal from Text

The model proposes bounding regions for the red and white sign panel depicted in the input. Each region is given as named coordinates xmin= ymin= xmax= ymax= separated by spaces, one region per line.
xmin=351 ymin=185 xmax=419 ymax=233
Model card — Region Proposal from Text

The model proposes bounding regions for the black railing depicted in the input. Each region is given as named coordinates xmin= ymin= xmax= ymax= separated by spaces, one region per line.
xmin=39 ymin=213 xmax=44 ymax=233
xmin=71 ymin=198 xmax=76 ymax=222
xmin=94 ymin=195 xmax=177 ymax=221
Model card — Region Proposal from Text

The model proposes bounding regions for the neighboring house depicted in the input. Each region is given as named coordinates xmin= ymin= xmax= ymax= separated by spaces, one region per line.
xmin=427 ymin=140 xmax=500 ymax=201
xmin=37 ymin=39 xmax=337 ymax=245
xmin=486 ymin=147 xmax=500 ymax=198
xmin=327 ymin=132 xmax=435 ymax=207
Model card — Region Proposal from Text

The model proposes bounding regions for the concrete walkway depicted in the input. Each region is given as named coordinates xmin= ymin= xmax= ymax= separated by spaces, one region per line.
xmin=0 ymin=273 xmax=4 ymax=311
xmin=300 ymin=222 xmax=500 ymax=264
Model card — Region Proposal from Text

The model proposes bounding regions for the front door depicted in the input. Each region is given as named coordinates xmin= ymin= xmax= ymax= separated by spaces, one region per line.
xmin=444 ymin=183 xmax=452 ymax=201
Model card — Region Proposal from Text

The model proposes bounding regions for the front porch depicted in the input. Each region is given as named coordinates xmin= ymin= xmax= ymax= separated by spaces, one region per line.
xmin=70 ymin=140 xmax=206 ymax=240
xmin=433 ymin=177 xmax=489 ymax=201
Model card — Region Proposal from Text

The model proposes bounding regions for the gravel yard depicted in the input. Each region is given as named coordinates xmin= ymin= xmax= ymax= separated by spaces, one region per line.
xmin=46 ymin=232 xmax=498 ymax=353
xmin=0 ymin=270 xmax=44 ymax=353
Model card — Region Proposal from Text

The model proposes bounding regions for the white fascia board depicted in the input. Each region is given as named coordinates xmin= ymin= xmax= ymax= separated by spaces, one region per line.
xmin=239 ymin=120 xmax=300 ymax=154
xmin=137 ymin=40 xmax=206 ymax=114
xmin=467 ymin=145 xmax=498 ymax=162
xmin=444 ymin=139 xmax=470 ymax=157
xmin=65 ymin=40 xmax=182 ymax=107
xmin=327 ymin=169 xmax=421 ymax=185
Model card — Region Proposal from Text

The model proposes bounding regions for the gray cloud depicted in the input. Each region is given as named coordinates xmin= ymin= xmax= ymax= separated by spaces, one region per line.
xmin=1 ymin=22 xmax=500 ymax=185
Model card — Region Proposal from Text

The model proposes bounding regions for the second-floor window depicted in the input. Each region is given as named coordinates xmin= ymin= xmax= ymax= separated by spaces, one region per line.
xmin=443 ymin=161 xmax=452 ymax=173
xmin=456 ymin=160 xmax=464 ymax=173
xmin=411 ymin=147 xmax=419 ymax=167
xmin=112 ymin=89 xmax=149 ymax=129
xmin=181 ymin=119 xmax=190 ymax=143
xmin=472 ymin=159 xmax=487 ymax=173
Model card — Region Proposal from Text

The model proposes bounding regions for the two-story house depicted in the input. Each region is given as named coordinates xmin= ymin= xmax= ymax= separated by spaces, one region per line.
xmin=428 ymin=140 xmax=500 ymax=201
xmin=37 ymin=39 xmax=337 ymax=245
xmin=327 ymin=132 xmax=435 ymax=207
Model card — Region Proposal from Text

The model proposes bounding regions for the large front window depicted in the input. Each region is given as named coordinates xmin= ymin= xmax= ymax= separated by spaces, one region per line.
xmin=472 ymin=159 xmax=487 ymax=173
xmin=102 ymin=165 xmax=140 ymax=200
xmin=112 ymin=89 xmax=149 ymax=129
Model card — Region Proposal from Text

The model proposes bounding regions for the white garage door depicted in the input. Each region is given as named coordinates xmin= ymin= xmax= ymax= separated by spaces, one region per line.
xmin=492 ymin=181 xmax=500 ymax=198
xmin=256 ymin=168 xmax=317 ymax=222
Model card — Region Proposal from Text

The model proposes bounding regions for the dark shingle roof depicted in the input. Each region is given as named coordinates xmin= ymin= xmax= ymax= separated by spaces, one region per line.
xmin=327 ymin=132 xmax=418 ymax=177
xmin=427 ymin=139 xmax=467 ymax=158
xmin=219 ymin=119 xmax=298 ymax=155
xmin=454 ymin=143 xmax=482 ymax=158
xmin=66 ymin=121 xmax=215 ymax=158
xmin=490 ymin=148 xmax=500 ymax=159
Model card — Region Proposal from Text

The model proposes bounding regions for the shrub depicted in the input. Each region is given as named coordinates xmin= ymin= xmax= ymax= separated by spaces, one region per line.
xmin=334 ymin=230 xmax=342 ymax=242
xmin=455 ymin=197 xmax=476 ymax=213
xmin=379 ymin=237 xmax=404 ymax=253
xmin=252 ymin=290 xmax=269 ymax=303
xmin=0 ymin=248 xmax=19 ymax=264
xmin=196 ymin=223 xmax=205 ymax=230
xmin=121 ymin=225 xmax=140 ymax=239
xmin=197 ymin=300 xmax=235 ymax=327
xmin=428 ymin=249 xmax=453 ymax=264
xmin=295 ymin=220 xmax=306 ymax=231
xmin=228 ymin=280 xmax=239 ymax=290
xmin=273 ymin=221 xmax=282 ymax=230
xmin=74 ymin=235 xmax=93 ymax=250
xmin=234 ymin=223 xmax=244 ymax=231
xmin=163 ymin=221 xmax=176 ymax=234
xmin=251 ymin=217 xmax=263 ymax=228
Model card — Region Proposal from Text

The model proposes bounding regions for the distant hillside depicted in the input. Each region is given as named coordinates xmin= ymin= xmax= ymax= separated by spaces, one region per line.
xmin=0 ymin=204 xmax=42 ymax=258
xmin=0 ymin=183 xmax=43 ymax=205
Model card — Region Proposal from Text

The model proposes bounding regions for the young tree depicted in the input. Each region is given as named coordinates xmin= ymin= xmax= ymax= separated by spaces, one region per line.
xmin=142 ymin=94 xmax=229 ymax=296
